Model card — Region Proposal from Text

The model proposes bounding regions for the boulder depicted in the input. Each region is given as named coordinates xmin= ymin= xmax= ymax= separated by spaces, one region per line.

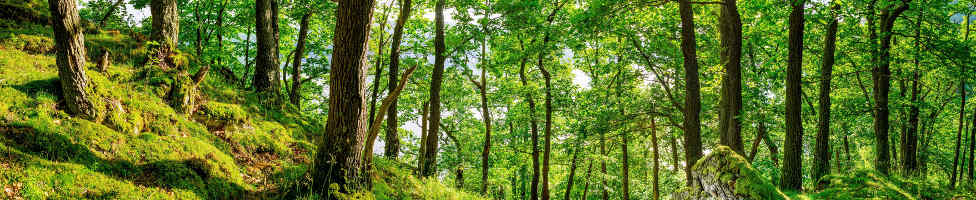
xmin=686 ymin=146 xmax=788 ymax=200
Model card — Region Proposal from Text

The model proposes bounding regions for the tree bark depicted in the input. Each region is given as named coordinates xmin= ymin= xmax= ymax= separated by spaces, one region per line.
xmin=780 ymin=0 xmax=805 ymax=191
xmin=385 ymin=0 xmax=413 ymax=160
xmin=670 ymin=135 xmax=681 ymax=172
xmin=150 ymin=0 xmax=178 ymax=48
xmin=872 ymin=0 xmax=911 ymax=176
xmin=48 ymin=0 xmax=97 ymax=120
xmin=290 ymin=13 xmax=311 ymax=108
xmin=97 ymin=0 xmax=124 ymax=28
xmin=518 ymin=39 xmax=540 ymax=200
xmin=563 ymin=129 xmax=584 ymax=200
xmin=537 ymin=3 xmax=562 ymax=198
xmin=901 ymin=7 xmax=923 ymax=176
xmin=478 ymin=25 xmax=493 ymax=195
xmin=417 ymin=101 xmax=429 ymax=172
xmin=582 ymin=161 xmax=593 ymax=200
xmin=252 ymin=0 xmax=281 ymax=100
xmin=717 ymin=0 xmax=744 ymax=154
xmin=651 ymin=118 xmax=660 ymax=200
xmin=420 ymin=0 xmax=447 ymax=178
xmin=676 ymin=0 xmax=703 ymax=187
xmin=311 ymin=0 xmax=375 ymax=196
xmin=368 ymin=5 xmax=392 ymax=127
xmin=813 ymin=2 xmax=838 ymax=186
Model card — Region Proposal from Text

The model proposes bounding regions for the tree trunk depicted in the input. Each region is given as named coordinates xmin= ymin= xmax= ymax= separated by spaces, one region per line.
xmin=761 ymin=121 xmax=780 ymax=166
xmin=48 ymin=0 xmax=97 ymax=120
xmin=651 ymin=118 xmax=660 ymax=200
xmin=420 ymin=0 xmax=447 ymax=178
xmin=582 ymin=161 xmax=593 ymax=200
xmin=417 ymin=101 xmax=429 ymax=172
xmin=538 ymin=4 xmax=561 ymax=197
xmin=386 ymin=0 xmax=413 ymax=160
xmin=97 ymin=0 xmax=124 ymax=27
xmin=677 ymin=0 xmax=703 ymax=187
xmin=518 ymin=40 xmax=540 ymax=200
xmin=717 ymin=0 xmax=744 ymax=154
xmin=600 ymin=129 xmax=608 ymax=200
xmin=368 ymin=5 xmax=392 ymax=127
xmin=311 ymin=0 xmax=375 ymax=196
xmin=968 ymin=105 xmax=976 ymax=180
xmin=478 ymin=28 xmax=493 ymax=195
xmin=290 ymin=13 xmax=311 ymax=107
xmin=966 ymin=12 xmax=976 ymax=182
xmin=150 ymin=0 xmax=178 ymax=48
xmin=252 ymin=0 xmax=281 ymax=100
xmin=780 ymin=0 xmax=805 ymax=191
xmin=563 ymin=129 xmax=583 ymax=200
xmin=670 ymin=135 xmax=682 ymax=172
xmin=901 ymin=7 xmax=923 ymax=176
xmin=813 ymin=2 xmax=838 ymax=186
xmin=872 ymin=0 xmax=911 ymax=176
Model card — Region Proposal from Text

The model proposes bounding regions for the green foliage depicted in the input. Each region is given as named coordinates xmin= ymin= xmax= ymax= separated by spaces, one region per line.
xmin=0 ymin=34 xmax=53 ymax=54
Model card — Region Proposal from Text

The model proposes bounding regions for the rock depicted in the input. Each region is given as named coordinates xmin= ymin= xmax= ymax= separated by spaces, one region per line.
xmin=687 ymin=146 xmax=788 ymax=200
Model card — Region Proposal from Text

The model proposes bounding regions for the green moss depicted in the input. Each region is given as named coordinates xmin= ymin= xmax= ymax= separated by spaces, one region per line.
xmin=197 ymin=101 xmax=248 ymax=125
xmin=1 ymin=34 xmax=53 ymax=54
xmin=689 ymin=146 xmax=788 ymax=200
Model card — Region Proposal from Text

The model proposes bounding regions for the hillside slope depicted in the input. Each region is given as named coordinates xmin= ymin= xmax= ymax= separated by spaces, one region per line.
xmin=0 ymin=3 xmax=484 ymax=199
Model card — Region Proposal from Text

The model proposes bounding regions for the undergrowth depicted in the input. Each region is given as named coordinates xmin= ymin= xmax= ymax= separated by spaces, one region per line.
xmin=0 ymin=14 xmax=483 ymax=199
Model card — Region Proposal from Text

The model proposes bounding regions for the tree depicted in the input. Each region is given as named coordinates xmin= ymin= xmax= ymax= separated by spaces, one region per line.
xmin=813 ymin=2 xmax=838 ymax=186
xmin=385 ymin=0 xmax=413 ymax=160
xmin=311 ymin=0 xmax=375 ymax=195
xmin=952 ymin=11 xmax=971 ymax=188
xmin=290 ymin=12 xmax=311 ymax=107
xmin=651 ymin=117 xmax=660 ymax=200
xmin=97 ymin=0 xmax=125 ymax=27
xmin=780 ymin=0 xmax=805 ymax=191
xmin=871 ymin=0 xmax=912 ymax=176
xmin=48 ymin=0 xmax=98 ymax=120
xmin=518 ymin=40 xmax=541 ymax=200
xmin=473 ymin=25 xmax=493 ymax=195
xmin=901 ymin=5 xmax=923 ymax=176
xmin=717 ymin=0 xmax=744 ymax=154
xmin=676 ymin=0 xmax=703 ymax=187
xmin=420 ymin=0 xmax=447 ymax=178
xmin=252 ymin=0 xmax=281 ymax=99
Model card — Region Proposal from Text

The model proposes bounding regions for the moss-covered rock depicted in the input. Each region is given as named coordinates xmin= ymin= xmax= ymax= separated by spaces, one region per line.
xmin=686 ymin=146 xmax=788 ymax=200
xmin=195 ymin=101 xmax=247 ymax=129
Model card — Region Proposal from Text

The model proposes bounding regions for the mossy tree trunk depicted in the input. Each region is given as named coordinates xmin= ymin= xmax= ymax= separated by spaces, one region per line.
xmin=420 ymin=0 xmax=446 ymax=178
xmin=48 ymin=0 xmax=97 ymax=120
xmin=781 ymin=0 xmax=805 ymax=191
xmin=252 ymin=0 xmax=281 ymax=103
xmin=677 ymin=0 xmax=703 ymax=187
xmin=717 ymin=0 xmax=744 ymax=154
xmin=385 ymin=0 xmax=413 ymax=160
xmin=813 ymin=2 xmax=839 ymax=186
xmin=311 ymin=0 xmax=375 ymax=196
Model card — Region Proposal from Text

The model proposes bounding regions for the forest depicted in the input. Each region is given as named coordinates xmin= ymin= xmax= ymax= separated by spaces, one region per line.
xmin=1 ymin=0 xmax=976 ymax=199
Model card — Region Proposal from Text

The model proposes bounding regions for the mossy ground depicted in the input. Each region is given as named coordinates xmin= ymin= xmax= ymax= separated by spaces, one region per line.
xmin=0 ymin=14 xmax=483 ymax=199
